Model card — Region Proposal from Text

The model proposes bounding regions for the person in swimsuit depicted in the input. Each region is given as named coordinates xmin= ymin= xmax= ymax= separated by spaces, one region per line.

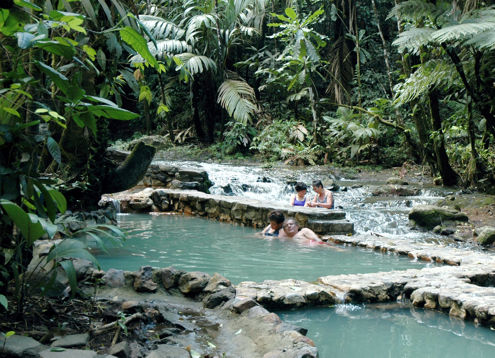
xmin=279 ymin=218 xmax=323 ymax=242
xmin=289 ymin=182 xmax=308 ymax=207
xmin=261 ymin=210 xmax=285 ymax=237
xmin=307 ymin=180 xmax=334 ymax=209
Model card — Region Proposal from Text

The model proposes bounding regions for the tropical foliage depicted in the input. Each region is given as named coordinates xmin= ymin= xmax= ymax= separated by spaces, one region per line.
xmin=4 ymin=0 xmax=495 ymax=310
xmin=0 ymin=0 xmax=164 ymax=312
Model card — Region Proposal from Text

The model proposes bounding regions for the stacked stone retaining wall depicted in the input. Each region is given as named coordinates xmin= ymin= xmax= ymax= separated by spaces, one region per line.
xmin=236 ymin=233 xmax=495 ymax=328
xmin=105 ymin=188 xmax=354 ymax=235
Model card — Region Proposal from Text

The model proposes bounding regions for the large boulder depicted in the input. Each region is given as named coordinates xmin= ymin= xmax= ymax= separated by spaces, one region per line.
xmin=178 ymin=271 xmax=210 ymax=295
xmin=476 ymin=226 xmax=495 ymax=246
xmin=408 ymin=205 xmax=468 ymax=230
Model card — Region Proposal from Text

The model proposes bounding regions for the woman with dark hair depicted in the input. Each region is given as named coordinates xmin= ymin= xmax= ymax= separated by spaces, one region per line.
xmin=261 ymin=210 xmax=285 ymax=237
xmin=307 ymin=180 xmax=334 ymax=209
xmin=289 ymin=182 xmax=308 ymax=206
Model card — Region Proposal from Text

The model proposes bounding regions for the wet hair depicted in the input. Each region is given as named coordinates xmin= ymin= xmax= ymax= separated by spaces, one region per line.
xmin=294 ymin=182 xmax=307 ymax=192
xmin=283 ymin=218 xmax=299 ymax=228
xmin=312 ymin=180 xmax=323 ymax=188
xmin=268 ymin=210 xmax=285 ymax=224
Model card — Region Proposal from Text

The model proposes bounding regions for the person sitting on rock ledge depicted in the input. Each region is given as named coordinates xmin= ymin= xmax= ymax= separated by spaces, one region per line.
xmin=261 ymin=210 xmax=285 ymax=237
xmin=290 ymin=182 xmax=309 ymax=207
xmin=307 ymin=180 xmax=334 ymax=209
xmin=279 ymin=218 xmax=323 ymax=243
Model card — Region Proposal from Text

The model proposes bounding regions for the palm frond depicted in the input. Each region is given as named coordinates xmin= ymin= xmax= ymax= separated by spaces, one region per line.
xmin=465 ymin=29 xmax=495 ymax=49
xmin=217 ymin=78 xmax=258 ymax=124
xmin=239 ymin=25 xmax=259 ymax=37
xmin=139 ymin=15 xmax=185 ymax=40
xmin=175 ymin=53 xmax=217 ymax=74
xmin=129 ymin=40 xmax=191 ymax=63
xmin=287 ymin=87 xmax=309 ymax=102
xmin=392 ymin=27 xmax=435 ymax=55
xmin=394 ymin=60 xmax=459 ymax=104
xmin=186 ymin=14 xmax=217 ymax=35
xmin=387 ymin=0 xmax=437 ymax=22
xmin=432 ymin=20 xmax=495 ymax=43
xmin=154 ymin=40 xmax=191 ymax=55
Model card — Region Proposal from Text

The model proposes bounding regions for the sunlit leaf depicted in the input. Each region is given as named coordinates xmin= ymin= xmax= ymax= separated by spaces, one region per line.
xmin=120 ymin=26 xmax=158 ymax=69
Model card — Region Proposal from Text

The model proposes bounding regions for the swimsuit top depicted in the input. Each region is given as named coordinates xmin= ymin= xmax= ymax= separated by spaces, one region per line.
xmin=316 ymin=191 xmax=334 ymax=209
xmin=316 ymin=195 xmax=327 ymax=203
xmin=264 ymin=229 xmax=279 ymax=237
xmin=293 ymin=197 xmax=306 ymax=206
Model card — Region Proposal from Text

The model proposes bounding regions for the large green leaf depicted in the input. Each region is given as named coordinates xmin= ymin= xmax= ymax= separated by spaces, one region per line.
xmin=0 ymin=199 xmax=29 ymax=240
xmin=120 ymin=26 xmax=158 ymax=69
xmin=59 ymin=260 xmax=78 ymax=297
xmin=26 ymin=213 xmax=45 ymax=244
xmin=46 ymin=137 xmax=61 ymax=165
xmin=47 ymin=189 xmax=67 ymax=214
xmin=217 ymin=79 xmax=258 ymax=124
xmin=0 ymin=294 xmax=7 ymax=310
xmin=36 ymin=40 xmax=75 ymax=58
xmin=87 ymin=104 xmax=139 ymax=120
xmin=45 ymin=239 xmax=98 ymax=266
xmin=35 ymin=61 xmax=70 ymax=95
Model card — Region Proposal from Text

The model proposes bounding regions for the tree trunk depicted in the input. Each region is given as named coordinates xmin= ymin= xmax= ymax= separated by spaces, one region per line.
xmin=102 ymin=142 xmax=156 ymax=194
xmin=428 ymin=90 xmax=460 ymax=186
xmin=191 ymin=81 xmax=206 ymax=141
xmin=466 ymin=100 xmax=487 ymax=184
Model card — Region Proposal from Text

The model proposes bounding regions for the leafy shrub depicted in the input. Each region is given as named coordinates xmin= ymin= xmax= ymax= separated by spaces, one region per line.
xmin=251 ymin=119 xmax=321 ymax=164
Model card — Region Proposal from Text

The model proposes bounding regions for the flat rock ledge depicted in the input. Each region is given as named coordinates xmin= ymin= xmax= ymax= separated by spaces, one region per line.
xmin=3 ymin=265 xmax=317 ymax=358
xmin=102 ymin=188 xmax=354 ymax=235
xmin=236 ymin=233 xmax=495 ymax=328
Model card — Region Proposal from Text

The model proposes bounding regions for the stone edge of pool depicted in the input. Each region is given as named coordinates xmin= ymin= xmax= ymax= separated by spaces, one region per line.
xmin=101 ymin=188 xmax=495 ymax=328
xmin=101 ymin=188 xmax=354 ymax=235
xmin=236 ymin=233 xmax=495 ymax=328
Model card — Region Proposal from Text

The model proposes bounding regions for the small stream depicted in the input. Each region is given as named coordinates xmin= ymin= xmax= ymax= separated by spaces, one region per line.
xmin=153 ymin=159 xmax=469 ymax=246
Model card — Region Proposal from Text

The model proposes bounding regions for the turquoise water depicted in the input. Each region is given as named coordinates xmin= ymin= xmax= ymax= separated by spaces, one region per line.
xmin=277 ymin=304 xmax=495 ymax=358
xmin=97 ymin=214 xmax=430 ymax=284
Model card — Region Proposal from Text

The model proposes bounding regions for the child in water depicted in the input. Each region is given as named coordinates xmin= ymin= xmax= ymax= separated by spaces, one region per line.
xmin=261 ymin=210 xmax=285 ymax=237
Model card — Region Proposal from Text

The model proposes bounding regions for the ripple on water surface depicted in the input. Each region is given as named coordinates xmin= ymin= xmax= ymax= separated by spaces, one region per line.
xmin=97 ymin=214 xmax=433 ymax=284
xmin=277 ymin=304 xmax=495 ymax=358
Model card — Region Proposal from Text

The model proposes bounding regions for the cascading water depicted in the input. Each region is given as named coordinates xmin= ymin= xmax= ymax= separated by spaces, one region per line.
xmin=153 ymin=159 xmax=461 ymax=244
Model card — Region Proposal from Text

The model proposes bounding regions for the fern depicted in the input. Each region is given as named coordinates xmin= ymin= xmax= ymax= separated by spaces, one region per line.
xmin=394 ymin=60 xmax=459 ymax=104
xmin=393 ymin=27 xmax=435 ymax=55
xmin=175 ymin=53 xmax=217 ymax=74
xmin=217 ymin=78 xmax=258 ymax=124
xmin=154 ymin=40 xmax=191 ymax=56
xmin=387 ymin=0 xmax=437 ymax=22
xmin=465 ymin=29 xmax=495 ymax=49
xmin=433 ymin=20 xmax=495 ymax=43
xmin=138 ymin=15 xmax=185 ymax=40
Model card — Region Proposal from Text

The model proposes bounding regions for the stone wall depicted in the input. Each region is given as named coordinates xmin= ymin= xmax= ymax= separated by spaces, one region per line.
xmin=236 ymin=229 xmax=495 ymax=328
xmin=141 ymin=164 xmax=212 ymax=193
xmin=105 ymin=188 xmax=354 ymax=235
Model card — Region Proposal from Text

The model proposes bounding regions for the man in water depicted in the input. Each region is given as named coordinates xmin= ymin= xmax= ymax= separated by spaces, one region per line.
xmin=280 ymin=218 xmax=323 ymax=242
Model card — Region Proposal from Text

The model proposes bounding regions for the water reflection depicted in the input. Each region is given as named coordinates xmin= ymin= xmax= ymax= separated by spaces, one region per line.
xmin=97 ymin=214 xmax=429 ymax=283
xmin=277 ymin=304 xmax=495 ymax=358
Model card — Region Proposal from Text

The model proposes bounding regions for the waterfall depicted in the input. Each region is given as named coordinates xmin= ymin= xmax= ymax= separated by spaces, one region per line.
xmin=152 ymin=159 xmax=454 ymax=242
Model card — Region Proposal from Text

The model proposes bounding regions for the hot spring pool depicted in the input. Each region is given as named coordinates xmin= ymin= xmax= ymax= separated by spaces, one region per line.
xmin=97 ymin=213 xmax=432 ymax=284
xmin=277 ymin=304 xmax=495 ymax=357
